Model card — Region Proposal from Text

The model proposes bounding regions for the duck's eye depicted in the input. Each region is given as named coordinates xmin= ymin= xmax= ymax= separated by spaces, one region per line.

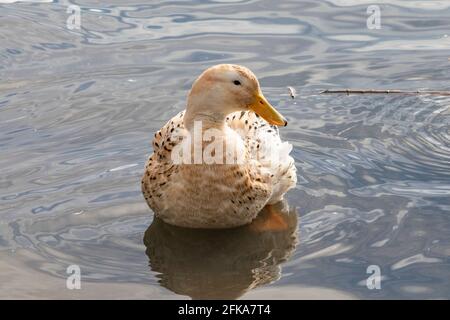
xmin=233 ymin=80 xmax=241 ymax=86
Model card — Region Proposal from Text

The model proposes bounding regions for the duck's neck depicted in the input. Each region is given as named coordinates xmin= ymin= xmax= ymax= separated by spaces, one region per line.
xmin=184 ymin=100 xmax=227 ymax=131
xmin=184 ymin=112 xmax=226 ymax=131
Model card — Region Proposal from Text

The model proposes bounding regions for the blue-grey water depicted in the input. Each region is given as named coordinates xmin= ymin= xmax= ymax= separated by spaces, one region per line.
xmin=1 ymin=0 xmax=450 ymax=299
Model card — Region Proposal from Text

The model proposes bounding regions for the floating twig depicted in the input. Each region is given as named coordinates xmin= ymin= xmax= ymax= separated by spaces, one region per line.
xmin=320 ymin=89 xmax=450 ymax=96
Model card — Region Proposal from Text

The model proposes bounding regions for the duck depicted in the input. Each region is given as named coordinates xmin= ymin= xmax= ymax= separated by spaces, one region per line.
xmin=142 ymin=64 xmax=296 ymax=228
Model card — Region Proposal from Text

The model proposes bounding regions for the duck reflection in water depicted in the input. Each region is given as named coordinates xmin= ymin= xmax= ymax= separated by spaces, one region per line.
xmin=143 ymin=201 xmax=298 ymax=299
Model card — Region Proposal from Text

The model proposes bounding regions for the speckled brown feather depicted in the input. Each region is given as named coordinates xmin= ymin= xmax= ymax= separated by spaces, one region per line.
xmin=142 ymin=110 xmax=296 ymax=228
xmin=142 ymin=64 xmax=296 ymax=228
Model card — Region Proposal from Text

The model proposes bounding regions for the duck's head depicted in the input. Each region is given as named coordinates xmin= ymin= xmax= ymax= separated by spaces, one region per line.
xmin=185 ymin=64 xmax=287 ymax=127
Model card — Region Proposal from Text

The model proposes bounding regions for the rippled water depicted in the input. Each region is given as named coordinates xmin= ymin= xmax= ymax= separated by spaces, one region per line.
xmin=1 ymin=0 xmax=450 ymax=299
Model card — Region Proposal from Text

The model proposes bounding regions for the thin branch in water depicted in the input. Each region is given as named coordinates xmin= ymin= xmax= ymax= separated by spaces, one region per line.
xmin=320 ymin=89 xmax=450 ymax=96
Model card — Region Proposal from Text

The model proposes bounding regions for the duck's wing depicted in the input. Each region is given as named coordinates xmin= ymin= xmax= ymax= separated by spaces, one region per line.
xmin=151 ymin=110 xmax=186 ymax=160
xmin=143 ymin=111 xmax=186 ymax=212
xmin=226 ymin=111 xmax=297 ymax=203
xmin=144 ymin=110 xmax=185 ymax=188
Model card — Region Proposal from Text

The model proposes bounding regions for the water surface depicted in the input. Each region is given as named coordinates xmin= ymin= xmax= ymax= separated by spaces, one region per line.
xmin=1 ymin=0 xmax=450 ymax=299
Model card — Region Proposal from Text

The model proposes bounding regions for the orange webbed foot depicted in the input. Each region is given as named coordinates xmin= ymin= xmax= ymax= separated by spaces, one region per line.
xmin=249 ymin=204 xmax=289 ymax=233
